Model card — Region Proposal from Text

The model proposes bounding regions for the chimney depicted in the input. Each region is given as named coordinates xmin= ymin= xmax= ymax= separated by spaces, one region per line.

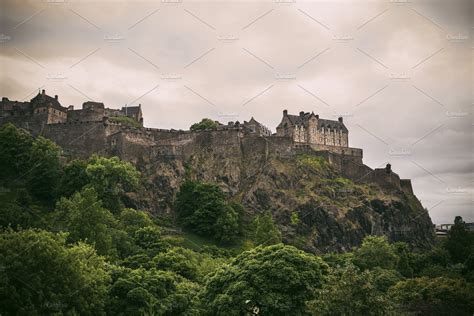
xmin=68 ymin=105 xmax=74 ymax=111
xmin=386 ymin=163 xmax=392 ymax=174
xmin=54 ymin=95 xmax=58 ymax=100
xmin=299 ymin=111 xmax=304 ymax=116
xmin=316 ymin=114 xmax=319 ymax=119
xmin=283 ymin=109 xmax=288 ymax=116
xmin=41 ymin=89 xmax=45 ymax=96
xmin=338 ymin=117 xmax=343 ymax=123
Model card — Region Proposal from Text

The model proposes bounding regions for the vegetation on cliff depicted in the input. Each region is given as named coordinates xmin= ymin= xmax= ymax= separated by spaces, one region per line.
xmin=1 ymin=123 xmax=473 ymax=315
xmin=175 ymin=180 xmax=243 ymax=243
xmin=189 ymin=118 xmax=219 ymax=131
xmin=109 ymin=116 xmax=142 ymax=128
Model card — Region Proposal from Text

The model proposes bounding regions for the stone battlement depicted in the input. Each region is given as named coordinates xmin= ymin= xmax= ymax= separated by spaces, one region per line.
xmin=0 ymin=91 xmax=414 ymax=194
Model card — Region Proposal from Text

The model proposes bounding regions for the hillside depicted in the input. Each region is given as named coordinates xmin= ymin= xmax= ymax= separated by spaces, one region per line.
xmin=128 ymin=132 xmax=435 ymax=253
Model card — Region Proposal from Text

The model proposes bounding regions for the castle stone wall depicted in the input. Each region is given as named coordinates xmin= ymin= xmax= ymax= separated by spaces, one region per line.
xmin=67 ymin=108 xmax=104 ymax=122
xmin=0 ymin=114 xmax=49 ymax=136
xmin=362 ymin=168 xmax=402 ymax=191
xmin=41 ymin=121 xmax=121 ymax=158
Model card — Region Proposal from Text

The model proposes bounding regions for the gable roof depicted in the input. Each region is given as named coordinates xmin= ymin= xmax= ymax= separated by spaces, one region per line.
xmin=284 ymin=112 xmax=348 ymax=132
xmin=30 ymin=92 xmax=65 ymax=111
xmin=318 ymin=119 xmax=348 ymax=133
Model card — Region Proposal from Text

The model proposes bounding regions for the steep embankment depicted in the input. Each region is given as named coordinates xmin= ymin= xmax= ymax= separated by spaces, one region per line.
xmin=129 ymin=132 xmax=435 ymax=253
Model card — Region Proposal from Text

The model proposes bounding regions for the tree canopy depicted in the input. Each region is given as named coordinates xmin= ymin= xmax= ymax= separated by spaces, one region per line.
xmin=189 ymin=118 xmax=219 ymax=131
xmin=0 ymin=229 xmax=110 ymax=315
xmin=308 ymin=264 xmax=394 ymax=315
xmin=353 ymin=235 xmax=398 ymax=270
xmin=202 ymin=244 xmax=328 ymax=315
xmin=175 ymin=180 xmax=242 ymax=243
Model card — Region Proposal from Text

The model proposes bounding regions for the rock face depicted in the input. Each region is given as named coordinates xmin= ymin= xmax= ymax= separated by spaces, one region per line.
xmin=0 ymin=114 xmax=435 ymax=253
xmin=127 ymin=132 xmax=435 ymax=253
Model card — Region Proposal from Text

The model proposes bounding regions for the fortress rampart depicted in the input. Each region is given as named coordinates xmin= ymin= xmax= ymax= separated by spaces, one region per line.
xmin=0 ymin=91 xmax=414 ymax=195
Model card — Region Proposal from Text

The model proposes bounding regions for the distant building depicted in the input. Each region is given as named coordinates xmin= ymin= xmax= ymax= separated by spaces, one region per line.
xmin=276 ymin=110 xmax=349 ymax=147
xmin=242 ymin=117 xmax=272 ymax=136
xmin=1 ymin=89 xmax=68 ymax=124
xmin=0 ymin=89 xmax=143 ymax=127
xmin=435 ymin=222 xmax=474 ymax=236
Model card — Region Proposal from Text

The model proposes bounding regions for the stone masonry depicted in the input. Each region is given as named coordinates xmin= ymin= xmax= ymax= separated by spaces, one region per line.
xmin=0 ymin=91 xmax=413 ymax=192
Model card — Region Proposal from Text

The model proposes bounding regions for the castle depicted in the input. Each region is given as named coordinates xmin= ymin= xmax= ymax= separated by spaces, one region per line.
xmin=276 ymin=110 xmax=348 ymax=147
xmin=0 ymin=91 xmax=414 ymax=194
xmin=0 ymin=89 xmax=143 ymax=130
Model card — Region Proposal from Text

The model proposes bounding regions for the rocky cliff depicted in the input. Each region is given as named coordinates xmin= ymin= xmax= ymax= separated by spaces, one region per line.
xmin=126 ymin=132 xmax=435 ymax=254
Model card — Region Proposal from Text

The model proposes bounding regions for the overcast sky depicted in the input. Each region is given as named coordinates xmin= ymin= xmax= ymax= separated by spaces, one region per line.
xmin=1 ymin=0 xmax=472 ymax=224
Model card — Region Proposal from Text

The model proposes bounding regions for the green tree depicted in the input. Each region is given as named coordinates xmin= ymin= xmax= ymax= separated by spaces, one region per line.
xmin=0 ymin=124 xmax=61 ymax=226
xmin=27 ymin=136 xmax=62 ymax=204
xmin=118 ymin=208 xmax=153 ymax=234
xmin=389 ymin=277 xmax=474 ymax=315
xmin=59 ymin=159 xmax=89 ymax=197
xmin=133 ymin=226 xmax=169 ymax=256
xmin=308 ymin=264 xmax=393 ymax=315
xmin=190 ymin=118 xmax=219 ymax=131
xmin=153 ymin=247 xmax=199 ymax=281
xmin=0 ymin=229 xmax=110 ymax=315
xmin=52 ymin=187 xmax=116 ymax=256
xmin=107 ymin=266 xmax=201 ymax=315
xmin=393 ymin=242 xmax=414 ymax=277
xmin=321 ymin=252 xmax=354 ymax=269
xmin=410 ymin=245 xmax=451 ymax=277
xmin=369 ymin=267 xmax=404 ymax=292
xmin=85 ymin=155 xmax=140 ymax=212
xmin=249 ymin=212 xmax=282 ymax=246
xmin=202 ymin=244 xmax=328 ymax=315
xmin=444 ymin=216 xmax=474 ymax=264
xmin=353 ymin=235 xmax=398 ymax=270
xmin=214 ymin=204 xmax=240 ymax=243
xmin=0 ymin=123 xmax=33 ymax=181
xmin=175 ymin=180 xmax=242 ymax=243
xmin=0 ymin=187 xmax=37 ymax=229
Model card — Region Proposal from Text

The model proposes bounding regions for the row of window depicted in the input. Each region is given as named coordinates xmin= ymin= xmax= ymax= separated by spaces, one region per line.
xmin=33 ymin=107 xmax=67 ymax=116
xmin=294 ymin=126 xmax=344 ymax=135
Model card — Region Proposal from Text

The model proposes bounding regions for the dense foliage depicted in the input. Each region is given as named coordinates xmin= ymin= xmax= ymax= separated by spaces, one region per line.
xmin=0 ymin=124 xmax=473 ymax=315
xmin=308 ymin=264 xmax=394 ymax=315
xmin=248 ymin=211 xmax=282 ymax=246
xmin=202 ymin=244 xmax=328 ymax=315
xmin=189 ymin=118 xmax=219 ymax=131
xmin=0 ymin=229 xmax=110 ymax=315
xmin=175 ymin=180 xmax=242 ymax=243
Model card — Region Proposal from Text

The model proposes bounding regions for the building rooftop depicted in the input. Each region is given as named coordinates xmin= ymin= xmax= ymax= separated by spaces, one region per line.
xmin=30 ymin=90 xmax=66 ymax=111
xmin=286 ymin=112 xmax=348 ymax=132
